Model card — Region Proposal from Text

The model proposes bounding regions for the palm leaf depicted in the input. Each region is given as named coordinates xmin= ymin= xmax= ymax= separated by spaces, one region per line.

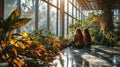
xmin=14 ymin=40 xmax=25 ymax=49
xmin=10 ymin=18 xmax=31 ymax=29
xmin=5 ymin=9 xmax=20 ymax=23
xmin=3 ymin=9 xmax=20 ymax=33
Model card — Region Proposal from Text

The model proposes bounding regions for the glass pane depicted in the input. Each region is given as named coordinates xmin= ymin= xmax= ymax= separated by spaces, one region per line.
xmin=68 ymin=16 xmax=72 ymax=35
xmin=77 ymin=10 xmax=80 ymax=19
xmin=69 ymin=0 xmax=72 ymax=2
xmin=50 ymin=6 xmax=57 ymax=35
xmin=58 ymin=10 xmax=61 ymax=36
xmin=73 ymin=19 xmax=76 ymax=23
xmin=69 ymin=3 xmax=72 ymax=16
xmin=20 ymin=0 xmax=36 ymax=32
xmin=77 ymin=2 xmax=79 ymax=9
xmin=74 ymin=0 xmax=77 ymax=6
xmin=58 ymin=0 xmax=60 ymax=8
xmin=74 ymin=7 xmax=76 ymax=18
xmin=64 ymin=0 xmax=67 ymax=12
xmin=49 ymin=0 xmax=57 ymax=6
xmin=4 ymin=0 xmax=18 ymax=19
xmin=64 ymin=14 xmax=68 ymax=36
xmin=38 ymin=1 xmax=47 ymax=30
xmin=80 ymin=12 xmax=81 ymax=19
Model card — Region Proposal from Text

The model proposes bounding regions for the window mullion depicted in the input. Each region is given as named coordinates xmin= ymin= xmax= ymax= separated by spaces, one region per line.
xmin=56 ymin=0 xmax=59 ymax=36
xmin=72 ymin=0 xmax=73 ymax=23
xmin=35 ymin=0 xmax=39 ymax=30
xmin=67 ymin=0 xmax=69 ymax=35
xmin=60 ymin=0 xmax=64 ymax=37
xmin=47 ymin=0 xmax=50 ymax=30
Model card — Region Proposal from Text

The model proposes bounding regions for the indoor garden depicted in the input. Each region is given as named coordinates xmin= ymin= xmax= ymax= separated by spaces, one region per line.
xmin=0 ymin=0 xmax=120 ymax=67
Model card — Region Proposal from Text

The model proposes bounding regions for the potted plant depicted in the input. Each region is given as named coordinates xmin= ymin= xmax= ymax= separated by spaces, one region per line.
xmin=0 ymin=9 xmax=31 ymax=67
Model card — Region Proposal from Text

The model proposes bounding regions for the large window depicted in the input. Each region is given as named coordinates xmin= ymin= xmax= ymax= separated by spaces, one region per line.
xmin=4 ymin=0 xmax=18 ymax=19
xmin=64 ymin=0 xmax=84 ymax=36
xmin=49 ymin=0 xmax=57 ymax=6
xmin=4 ymin=0 xmax=85 ymax=37
xmin=20 ymin=0 xmax=36 ymax=32
xmin=113 ymin=9 xmax=120 ymax=21
xmin=68 ymin=2 xmax=72 ymax=16
xmin=38 ymin=1 xmax=47 ymax=30
xmin=50 ymin=6 xmax=57 ymax=35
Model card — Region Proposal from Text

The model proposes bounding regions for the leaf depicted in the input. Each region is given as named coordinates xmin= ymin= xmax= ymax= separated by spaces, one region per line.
xmin=11 ymin=18 xmax=31 ymax=29
xmin=14 ymin=41 xmax=25 ymax=49
xmin=2 ymin=10 xmax=20 ymax=34
xmin=6 ymin=9 xmax=20 ymax=22
xmin=13 ymin=58 xmax=25 ymax=67
xmin=12 ymin=47 xmax=18 ymax=57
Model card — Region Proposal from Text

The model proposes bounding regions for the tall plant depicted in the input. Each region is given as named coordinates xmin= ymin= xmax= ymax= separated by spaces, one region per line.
xmin=0 ymin=9 xmax=31 ymax=44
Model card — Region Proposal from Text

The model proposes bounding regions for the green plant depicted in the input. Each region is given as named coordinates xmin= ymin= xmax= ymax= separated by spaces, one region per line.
xmin=0 ymin=9 xmax=31 ymax=43
xmin=0 ymin=9 xmax=70 ymax=67
xmin=69 ymin=20 xmax=81 ymax=33
xmin=69 ymin=19 xmax=97 ymax=41
xmin=101 ymin=31 xmax=120 ymax=47
xmin=29 ymin=29 xmax=55 ymax=46
xmin=93 ymin=20 xmax=120 ymax=47
xmin=0 ymin=9 xmax=31 ymax=66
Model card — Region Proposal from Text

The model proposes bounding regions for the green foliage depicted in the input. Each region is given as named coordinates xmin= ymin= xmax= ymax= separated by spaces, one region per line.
xmin=0 ymin=9 xmax=31 ymax=66
xmin=69 ymin=13 xmax=120 ymax=47
xmin=69 ymin=19 xmax=99 ymax=41
xmin=69 ymin=20 xmax=82 ymax=34
xmin=11 ymin=18 xmax=31 ymax=28
xmin=0 ymin=9 xmax=31 ymax=42
xmin=115 ymin=22 xmax=120 ymax=33
xmin=100 ymin=31 xmax=117 ymax=46
xmin=96 ymin=22 xmax=120 ymax=47
xmin=0 ymin=9 xmax=68 ymax=66
xmin=29 ymin=29 xmax=54 ymax=45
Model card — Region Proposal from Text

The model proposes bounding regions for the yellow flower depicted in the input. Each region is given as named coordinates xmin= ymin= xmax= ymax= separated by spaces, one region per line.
xmin=90 ymin=16 xmax=100 ymax=23
xmin=45 ymin=57 xmax=48 ymax=61
xmin=22 ymin=32 xmax=28 ymax=38
xmin=15 ymin=41 xmax=25 ymax=49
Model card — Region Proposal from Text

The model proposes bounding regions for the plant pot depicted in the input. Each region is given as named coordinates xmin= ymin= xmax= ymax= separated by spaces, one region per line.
xmin=26 ymin=58 xmax=49 ymax=67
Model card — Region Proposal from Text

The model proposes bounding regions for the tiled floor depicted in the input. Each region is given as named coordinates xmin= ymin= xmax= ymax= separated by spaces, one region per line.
xmin=53 ymin=45 xmax=120 ymax=67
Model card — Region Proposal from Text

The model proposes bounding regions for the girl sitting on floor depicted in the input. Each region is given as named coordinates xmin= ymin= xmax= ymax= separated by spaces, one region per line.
xmin=69 ymin=27 xmax=84 ymax=49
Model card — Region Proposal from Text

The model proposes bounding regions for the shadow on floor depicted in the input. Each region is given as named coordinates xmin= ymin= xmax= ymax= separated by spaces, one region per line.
xmin=53 ymin=45 xmax=120 ymax=67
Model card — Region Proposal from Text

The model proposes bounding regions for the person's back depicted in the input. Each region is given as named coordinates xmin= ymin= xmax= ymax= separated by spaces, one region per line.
xmin=73 ymin=28 xmax=84 ymax=48
xmin=83 ymin=28 xmax=92 ymax=48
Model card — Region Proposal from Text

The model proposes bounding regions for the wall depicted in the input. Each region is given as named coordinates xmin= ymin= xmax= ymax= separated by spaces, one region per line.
xmin=0 ymin=0 xmax=4 ymax=18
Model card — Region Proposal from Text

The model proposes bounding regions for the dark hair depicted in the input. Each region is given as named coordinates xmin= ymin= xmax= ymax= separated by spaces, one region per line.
xmin=83 ymin=28 xmax=91 ymax=44
xmin=73 ymin=28 xmax=84 ymax=48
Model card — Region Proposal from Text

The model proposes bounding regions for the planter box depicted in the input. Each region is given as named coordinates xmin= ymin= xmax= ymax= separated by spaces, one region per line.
xmin=0 ymin=62 xmax=9 ymax=67
xmin=26 ymin=58 xmax=50 ymax=67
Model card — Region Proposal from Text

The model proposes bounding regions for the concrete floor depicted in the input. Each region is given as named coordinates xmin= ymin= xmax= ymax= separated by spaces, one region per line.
xmin=52 ymin=45 xmax=120 ymax=67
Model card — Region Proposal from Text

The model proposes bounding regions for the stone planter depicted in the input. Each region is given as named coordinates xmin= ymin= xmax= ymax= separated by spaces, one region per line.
xmin=0 ymin=62 xmax=9 ymax=67
xmin=25 ymin=58 xmax=49 ymax=67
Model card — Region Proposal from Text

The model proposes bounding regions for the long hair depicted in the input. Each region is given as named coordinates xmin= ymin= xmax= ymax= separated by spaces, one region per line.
xmin=83 ymin=28 xmax=91 ymax=44
xmin=73 ymin=28 xmax=84 ymax=47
